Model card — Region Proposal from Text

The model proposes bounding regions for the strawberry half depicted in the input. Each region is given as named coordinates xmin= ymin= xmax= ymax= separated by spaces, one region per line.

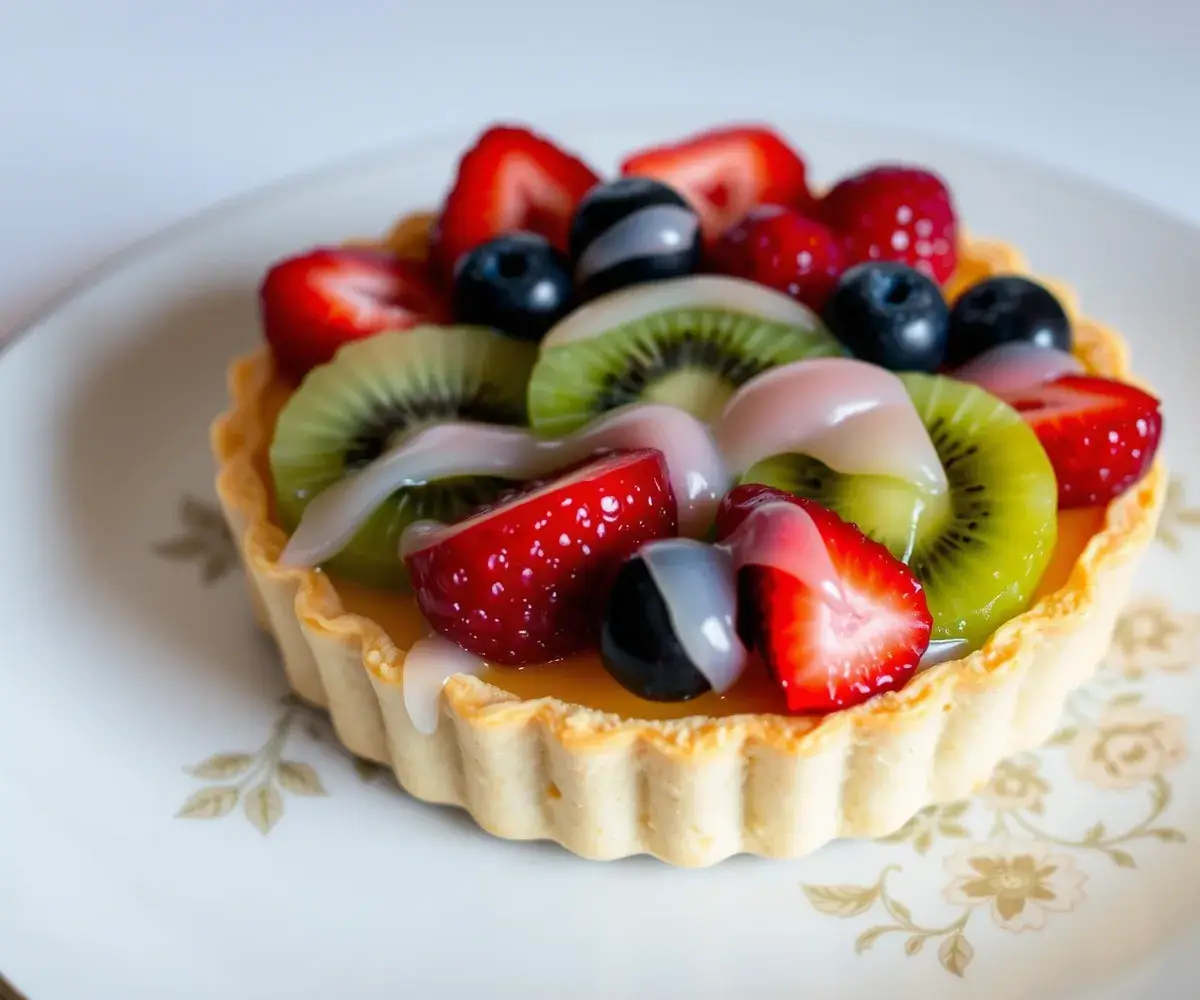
xmin=996 ymin=374 xmax=1163 ymax=508
xmin=716 ymin=485 xmax=932 ymax=714
xmin=260 ymin=247 xmax=449 ymax=379
xmin=405 ymin=449 xmax=677 ymax=665
xmin=620 ymin=126 xmax=813 ymax=243
xmin=430 ymin=124 xmax=601 ymax=279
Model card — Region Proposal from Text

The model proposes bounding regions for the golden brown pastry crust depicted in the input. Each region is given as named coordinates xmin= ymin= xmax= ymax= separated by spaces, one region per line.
xmin=212 ymin=224 xmax=1166 ymax=865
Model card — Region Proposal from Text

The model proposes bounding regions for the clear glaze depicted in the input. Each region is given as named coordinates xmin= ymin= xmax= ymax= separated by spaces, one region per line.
xmin=713 ymin=357 xmax=949 ymax=495
xmin=951 ymin=342 xmax=1082 ymax=395
xmin=280 ymin=402 xmax=728 ymax=567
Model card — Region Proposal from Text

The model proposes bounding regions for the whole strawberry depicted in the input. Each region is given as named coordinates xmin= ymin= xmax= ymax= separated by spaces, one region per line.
xmin=818 ymin=166 xmax=958 ymax=284
xmin=711 ymin=205 xmax=844 ymax=313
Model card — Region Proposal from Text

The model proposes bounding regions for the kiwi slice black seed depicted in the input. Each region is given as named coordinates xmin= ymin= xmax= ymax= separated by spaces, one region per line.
xmin=527 ymin=287 xmax=844 ymax=435
xmin=742 ymin=372 xmax=1058 ymax=648
xmin=269 ymin=326 xmax=537 ymax=588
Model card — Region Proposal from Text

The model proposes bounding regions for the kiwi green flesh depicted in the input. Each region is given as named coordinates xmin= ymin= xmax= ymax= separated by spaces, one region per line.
xmin=527 ymin=307 xmax=845 ymax=435
xmin=269 ymin=326 xmax=537 ymax=589
xmin=741 ymin=372 xmax=1058 ymax=648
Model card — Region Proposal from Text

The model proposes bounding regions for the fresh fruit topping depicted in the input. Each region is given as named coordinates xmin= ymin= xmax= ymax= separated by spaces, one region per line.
xmin=821 ymin=262 xmax=949 ymax=372
xmin=711 ymin=205 xmax=844 ymax=313
xmin=620 ymin=126 xmax=813 ymax=242
xmin=714 ymin=357 xmax=947 ymax=496
xmin=568 ymin=177 xmax=702 ymax=301
xmin=279 ymin=403 xmax=727 ymax=567
xmin=430 ymin=124 xmax=600 ymax=278
xmin=952 ymin=341 xmax=1082 ymax=396
xmin=404 ymin=449 xmax=678 ymax=665
xmin=817 ymin=166 xmax=958 ymax=284
xmin=716 ymin=486 xmax=933 ymax=713
xmin=528 ymin=275 xmax=843 ymax=435
xmin=451 ymin=232 xmax=573 ymax=342
xmin=260 ymin=248 xmax=450 ymax=379
xmin=600 ymin=539 xmax=737 ymax=702
xmin=742 ymin=373 xmax=1058 ymax=648
xmin=945 ymin=276 xmax=1072 ymax=368
xmin=269 ymin=326 xmax=537 ymax=588
xmin=996 ymin=375 xmax=1163 ymax=508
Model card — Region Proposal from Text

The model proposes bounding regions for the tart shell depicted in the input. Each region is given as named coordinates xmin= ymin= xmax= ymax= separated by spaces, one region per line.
xmin=212 ymin=227 xmax=1166 ymax=867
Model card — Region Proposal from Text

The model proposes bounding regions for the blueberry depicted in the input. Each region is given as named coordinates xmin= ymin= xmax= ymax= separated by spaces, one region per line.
xmin=600 ymin=543 xmax=740 ymax=703
xmin=946 ymin=276 xmax=1072 ymax=367
xmin=452 ymin=232 xmax=573 ymax=342
xmin=822 ymin=262 xmax=950 ymax=372
xmin=569 ymin=177 xmax=702 ymax=301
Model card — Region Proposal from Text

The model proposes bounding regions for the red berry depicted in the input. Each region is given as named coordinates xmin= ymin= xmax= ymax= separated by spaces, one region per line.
xmin=711 ymin=205 xmax=844 ymax=312
xmin=621 ymin=126 xmax=813 ymax=243
xmin=430 ymin=124 xmax=600 ymax=279
xmin=405 ymin=449 xmax=677 ymax=665
xmin=817 ymin=166 xmax=958 ymax=284
xmin=260 ymin=247 xmax=450 ymax=379
xmin=716 ymin=485 xmax=932 ymax=714
xmin=996 ymin=375 xmax=1163 ymax=508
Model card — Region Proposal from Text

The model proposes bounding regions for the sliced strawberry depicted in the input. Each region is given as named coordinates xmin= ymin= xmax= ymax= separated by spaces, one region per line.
xmin=996 ymin=374 xmax=1163 ymax=508
xmin=817 ymin=165 xmax=958 ymax=284
xmin=620 ymin=126 xmax=813 ymax=243
xmin=405 ymin=449 xmax=677 ymax=665
xmin=716 ymin=485 xmax=932 ymax=714
xmin=430 ymin=124 xmax=601 ymax=278
xmin=260 ymin=247 xmax=449 ymax=379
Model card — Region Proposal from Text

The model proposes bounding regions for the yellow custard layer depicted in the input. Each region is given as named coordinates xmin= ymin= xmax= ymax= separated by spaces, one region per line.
xmin=254 ymin=337 xmax=1109 ymax=722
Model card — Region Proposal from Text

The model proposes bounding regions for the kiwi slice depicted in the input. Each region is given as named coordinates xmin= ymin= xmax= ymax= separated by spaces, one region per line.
xmin=269 ymin=326 xmax=536 ymax=588
xmin=527 ymin=276 xmax=844 ymax=435
xmin=742 ymin=373 xmax=1058 ymax=648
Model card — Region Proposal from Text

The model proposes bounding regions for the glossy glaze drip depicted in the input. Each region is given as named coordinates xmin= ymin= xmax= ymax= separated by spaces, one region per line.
xmin=402 ymin=634 xmax=486 ymax=735
xmin=540 ymin=274 xmax=824 ymax=349
xmin=280 ymin=402 xmax=728 ymax=567
xmin=713 ymin=357 xmax=949 ymax=495
xmin=952 ymin=342 xmax=1082 ymax=395
xmin=575 ymin=205 xmax=700 ymax=283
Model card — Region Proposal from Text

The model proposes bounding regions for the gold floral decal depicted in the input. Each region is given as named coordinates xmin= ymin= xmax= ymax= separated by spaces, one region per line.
xmin=1107 ymin=599 xmax=1200 ymax=679
xmin=802 ymin=605 xmax=1193 ymax=979
xmin=1157 ymin=478 xmax=1200 ymax=552
xmin=177 ymin=697 xmax=327 ymax=835
xmin=153 ymin=495 xmax=238 ymax=585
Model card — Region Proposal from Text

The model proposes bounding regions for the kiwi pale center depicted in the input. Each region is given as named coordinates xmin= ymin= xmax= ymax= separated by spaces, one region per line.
xmin=641 ymin=368 xmax=736 ymax=420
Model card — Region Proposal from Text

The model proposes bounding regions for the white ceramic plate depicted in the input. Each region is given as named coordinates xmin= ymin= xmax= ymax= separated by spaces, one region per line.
xmin=2 ymin=115 xmax=1199 ymax=1000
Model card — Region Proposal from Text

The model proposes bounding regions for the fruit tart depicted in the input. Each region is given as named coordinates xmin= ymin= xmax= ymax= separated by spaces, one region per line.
xmin=213 ymin=123 xmax=1167 ymax=866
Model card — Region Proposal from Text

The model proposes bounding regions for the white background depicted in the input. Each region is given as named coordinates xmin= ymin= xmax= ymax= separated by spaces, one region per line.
xmin=2 ymin=0 xmax=1198 ymax=339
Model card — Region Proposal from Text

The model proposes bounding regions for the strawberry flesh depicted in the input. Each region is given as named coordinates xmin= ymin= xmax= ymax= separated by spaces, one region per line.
xmin=430 ymin=124 xmax=600 ymax=279
xmin=717 ymin=485 xmax=932 ymax=714
xmin=260 ymin=247 xmax=449 ymax=379
xmin=405 ymin=449 xmax=677 ymax=665
xmin=620 ymin=126 xmax=813 ymax=243
xmin=997 ymin=374 xmax=1163 ymax=508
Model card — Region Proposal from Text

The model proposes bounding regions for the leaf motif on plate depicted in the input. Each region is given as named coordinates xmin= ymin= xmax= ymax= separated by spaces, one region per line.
xmin=244 ymin=782 xmax=284 ymax=835
xmin=854 ymin=926 xmax=887 ymax=954
xmin=176 ymin=785 xmax=238 ymax=820
xmin=154 ymin=494 xmax=238 ymax=586
xmin=801 ymin=883 xmax=878 ymax=918
xmin=904 ymin=934 xmax=925 ymax=956
xmin=185 ymin=753 xmax=253 ymax=780
xmin=278 ymin=760 xmax=327 ymax=797
xmin=938 ymin=932 xmax=973 ymax=977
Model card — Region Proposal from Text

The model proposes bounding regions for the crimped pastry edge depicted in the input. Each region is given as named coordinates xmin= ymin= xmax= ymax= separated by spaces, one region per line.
xmin=212 ymin=228 xmax=1166 ymax=866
